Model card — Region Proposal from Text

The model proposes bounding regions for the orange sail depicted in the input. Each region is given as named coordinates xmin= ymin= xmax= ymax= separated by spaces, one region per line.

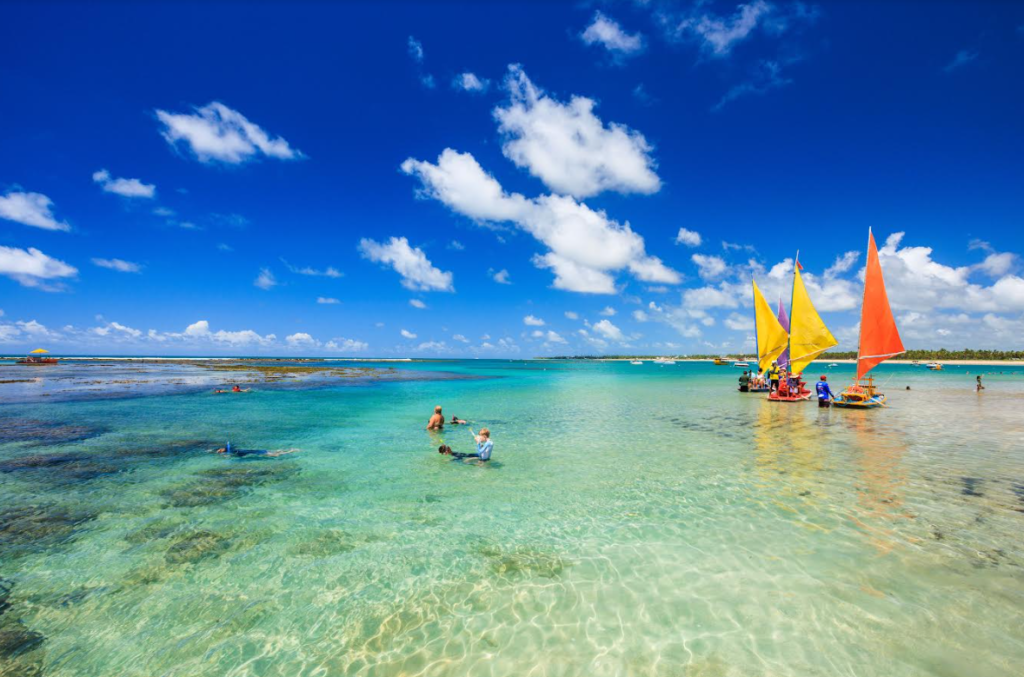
xmin=856 ymin=230 xmax=905 ymax=380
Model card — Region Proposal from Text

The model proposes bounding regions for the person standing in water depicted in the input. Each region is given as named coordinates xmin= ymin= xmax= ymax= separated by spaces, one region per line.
xmin=816 ymin=375 xmax=834 ymax=408
xmin=976 ymin=374 xmax=985 ymax=392
xmin=427 ymin=406 xmax=445 ymax=430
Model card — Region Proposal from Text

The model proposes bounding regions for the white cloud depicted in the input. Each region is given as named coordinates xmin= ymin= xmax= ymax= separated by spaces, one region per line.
xmin=0 ymin=246 xmax=77 ymax=290
xmin=564 ymin=311 xmax=579 ymax=320
xmin=976 ymin=252 xmax=1015 ymax=278
xmin=185 ymin=320 xmax=210 ymax=337
xmin=581 ymin=11 xmax=644 ymax=57
xmin=401 ymin=149 xmax=678 ymax=293
xmin=672 ymin=0 xmax=774 ymax=56
xmin=317 ymin=297 xmax=340 ymax=304
xmin=632 ymin=309 xmax=649 ymax=322
xmin=524 ymin=315 xmax=545 ymax=326
xmin=401 ymin=329 xmax=417 ymax=339
xmin=676 ymin=228 xmax=702 ymax=247
xmin=0 ymin=191 xmax=70 ymax=231
xmin=492 ymin=268 xmax=511 ymax=284
xmin=692 ymin=253 xmax=728 ymax=280
xmin=494 ymin=65 xmax=660 ymax=198
xmin=543 ymin=330 xmax=567 ymax=344
xmin=408 ymin=36 xmax=424 ymax=62
xmin=210 ymin=329 xmax=276 ymax=347
xmin=156 ymin=101 xmax=304 ymax=164
xmin=453 ymin=72 xmax=490 ymax=93
xmin=282 ymin=259 xmax=343 ymax=278
xmin=325 ymin=337 xmax=368 ymax=352
xmin=286 ymin=332 xmax=317 ymax=347
xmin=724 ymin=313 xmax=754 ymax=331
xmin=599 ymin=306 xmax=616 ymax=316
xmin=92 ymin=320 xmax=143 ymax=339
xmin=452 ymin=334 xmax=469 ymax=343
xmin=409 ymin=299 xmax=427 ymax=309
xmin=92 ymin=169 xmax=155 ymax=198
xmin=944 ymin=49 xmax=978 ymax=73
xmin=92 ymin=257 xmax=142 ymax=273
xmin=416 ymin=340 xmax=447 ymax=352
xmin=358 ymin=236 xmax=454 ymax=291
xmin=824 ymin=251 xmax=859 ymax=278
xmin=254 ymin=267 xmax=278 ymax=290
xmin=592 ymin=318 xmax=624 ymax=341
xmin=449 ymin=240 xmax=465 ymax=251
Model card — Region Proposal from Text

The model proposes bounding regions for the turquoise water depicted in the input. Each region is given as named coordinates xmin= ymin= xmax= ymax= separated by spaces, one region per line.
xmin=2 ymin=360 xmax=1023 ymax=676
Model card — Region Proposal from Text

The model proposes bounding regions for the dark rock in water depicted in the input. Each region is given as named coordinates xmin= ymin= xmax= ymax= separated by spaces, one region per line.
xmin=165 ymin=529 xmax=231 ymax=565
xmin=109 ymin=438 xmax=214 ymax=461
xmin=0 ymin=418 xmax=104 ymax=446
xmin=0 ymin=504 xmax=97 ymax=559
xmin=0 ymin=625 xmax=45 ymax=659
xmin=0 ymin=578 xmax=11 ymax=617
xmin=0 ymin=450 xmax=126 ymax=486
xmin=476 ymin=544 xmax=572 ymax=579
xmin=0 ymin=452 xmax=88 ymax=472
xmin=123 ymin=519 xmax=186 ymax=545
xmin=161 ymin=463 xmax=298 ymax=508
xmin=961 ymin=477 xmax=984 ymax=497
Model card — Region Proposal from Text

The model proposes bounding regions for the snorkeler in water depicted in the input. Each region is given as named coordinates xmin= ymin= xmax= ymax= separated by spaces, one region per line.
xmin=450 ymin=415 xmax=468 ymax=425
xmin=213 ymin=442 xmax=300 ymax=457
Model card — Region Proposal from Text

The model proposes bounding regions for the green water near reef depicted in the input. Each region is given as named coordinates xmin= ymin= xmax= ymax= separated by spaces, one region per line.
xmin=2 ymin=360 xmax=1023 ymax=676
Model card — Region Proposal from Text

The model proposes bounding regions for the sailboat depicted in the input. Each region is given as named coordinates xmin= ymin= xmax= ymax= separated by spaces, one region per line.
xmin=834 ymin=230 xmax=904 ymax=409
xmin=776 ymin=298 xmax=790 ymax=371
xmin=769 ymin=256 xmax=838 ymax=402
xmin=745 ymin=280 xmax=787 ymax=393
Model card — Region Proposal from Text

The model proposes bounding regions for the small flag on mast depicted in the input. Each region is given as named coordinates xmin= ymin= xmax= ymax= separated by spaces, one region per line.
xmin=795 ymin=250 xmax=804 ymax=271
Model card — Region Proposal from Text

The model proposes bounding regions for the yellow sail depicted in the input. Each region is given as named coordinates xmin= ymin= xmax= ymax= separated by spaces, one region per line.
xmin=788 ymin=267 xmax=838 ymax=375
xmin=753 ymin=279 xmax=788 ymax=373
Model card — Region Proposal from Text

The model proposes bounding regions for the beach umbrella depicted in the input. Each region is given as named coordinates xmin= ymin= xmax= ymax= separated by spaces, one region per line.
xmin=29 ymin=348 xmax=49 ymax=354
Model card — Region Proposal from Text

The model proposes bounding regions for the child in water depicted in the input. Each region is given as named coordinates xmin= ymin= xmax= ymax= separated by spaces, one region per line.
xmin=439 ymin=428 xmax=493 ymax=462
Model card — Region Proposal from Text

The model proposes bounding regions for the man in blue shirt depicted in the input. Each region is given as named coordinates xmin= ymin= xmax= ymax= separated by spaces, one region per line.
xmin=815 ymin=375 xmax=835 ymax=408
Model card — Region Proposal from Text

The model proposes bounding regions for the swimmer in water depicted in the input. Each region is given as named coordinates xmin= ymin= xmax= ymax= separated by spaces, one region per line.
xmin=450 ymin=415 xmax=468 ymax=425
xmin=439 ymin=428 xmax=493 ymax=462
xmin=213 ymin=442 xmax=300 ymax=457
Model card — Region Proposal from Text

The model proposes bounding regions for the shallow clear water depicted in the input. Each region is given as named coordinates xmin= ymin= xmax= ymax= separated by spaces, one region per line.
xmin=2 ymin=360 xmax=1023 ymax=676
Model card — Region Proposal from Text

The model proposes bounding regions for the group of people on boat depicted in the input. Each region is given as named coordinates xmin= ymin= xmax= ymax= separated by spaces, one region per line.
xmin=427 ymin=405 xmax=493 ymax=463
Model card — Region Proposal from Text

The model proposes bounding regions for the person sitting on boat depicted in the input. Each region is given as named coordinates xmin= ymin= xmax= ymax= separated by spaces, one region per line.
xmin=768 ymin=362 xmax=780 ymax=392
xmin=439 ymin=428 xmax=493 ymax=463
xmin=815 ymin=375 xmax=835 ymax=408
xmin=427 ymin=405 xmax=445 ymax=430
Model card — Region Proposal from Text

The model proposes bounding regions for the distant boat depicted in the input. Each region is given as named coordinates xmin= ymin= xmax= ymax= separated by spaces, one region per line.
xmin=630 ymin=360 xmax=643 ymax=365
xmin=16 ymin=348 xmax=58 ymax=365
xmin=769 ymin=256 xmax=836 ymax=403
xmin=834 ymin=230 xmax=905 ymax=410
xmin=828 ymin=363 xmax=839 ymax=367
xmin=713 ymin=358 xmax=728 ymax=366
xmin=654 ymin=358 xmax=676 ymax=365
xmin=927 ymin=363 xmax=943 ymax=371
xmin=733 ymin=361 xmax=750 ymax=368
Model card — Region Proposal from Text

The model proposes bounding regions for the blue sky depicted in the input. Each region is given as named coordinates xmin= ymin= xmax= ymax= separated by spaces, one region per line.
xmin=1 ymin=1 xmax=1022 ymax=356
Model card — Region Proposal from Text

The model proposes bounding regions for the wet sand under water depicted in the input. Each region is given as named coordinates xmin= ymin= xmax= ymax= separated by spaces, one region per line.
xmin=1 ymin=359 xmax=1023 ymax=676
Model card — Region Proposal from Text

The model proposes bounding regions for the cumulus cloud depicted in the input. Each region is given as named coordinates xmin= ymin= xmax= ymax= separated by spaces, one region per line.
xmin=452 ymin=334 xmax=469 ymax=343
xmin=156 ymin=102 xmax=304 ymax=164
xmin=543 ymin=330 xmax=567 ymax=344
xmin=581 ymin=11 xmax=644 ymax=57
xmin=359 ymin=236 xmax=454 ymax=291
xmin=254 ymin=268 xmax=278 ymax=290
xmin=564 ymin=311 xmax=579 ymax=320
xmin=724 ymin=312 xmax=754 ymax=331
xmin=824 ymin=251 xmax=859 ymax=278
xmin=92 ymin=257 xmax=141 ymax=273
xmin=0 ymin=191 xmax=70 ymax=231
xmin=492 ymin=268 xmax=511 ymax=284
xmin=453 ymin=72 xmax=490 ymax=93
xmin=0 ymin=246 xmax=77 ymax=290
xmin=494 ymin=65 xmax=660 ymax=198
xmin=409 ymin=299 xmax=427 ymax=309
xmin=592 ymin=319 xmax=624 ymax=341
xmin=408 ymin=36 xmax=424 ymax=62
xmin=92 ymin=169 xmax=155 ymax=198
xmin=325 ymin=337 xmax=368 ymax=352
xmin=632 ymin=309 xmax=649 ymax=322
xmin=669 ymin=0 xmax=775 ymax=57
xmin=524 ymin=315 xmax=545 ymax=326
xmin=676 ymin=228 xmax=702 ymax=247
xmin=401 ymin=149 xmax=678 ymax=293
xmin=400 ymin=329 xmax=417 ymax=339
xmin=286 ymin=332 xmax=317 ymax=347
xmin=692 ymin=253 xmax=728 ymax=280
xmin=317 ymin=297 xmax=340 ymax=304
xmin=599 ymin=306 xmax=616 ymax=316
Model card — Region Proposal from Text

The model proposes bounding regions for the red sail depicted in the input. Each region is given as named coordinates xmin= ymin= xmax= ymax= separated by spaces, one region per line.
xmin=857 ymin=230 xmax=905 ymax=380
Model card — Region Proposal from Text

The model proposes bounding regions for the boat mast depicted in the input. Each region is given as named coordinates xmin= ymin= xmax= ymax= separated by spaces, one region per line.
xmin=856 ymin=229 xmax=870 ymax=383
xmin=751 ymin=279 xmax=760 ymax=371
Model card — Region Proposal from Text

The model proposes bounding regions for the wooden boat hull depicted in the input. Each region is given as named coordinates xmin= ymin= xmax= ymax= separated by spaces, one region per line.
xmin=767 ymin=391 xmax=811 ymax=402
xmin=833 ymin=394 xmax=886 ymax=409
